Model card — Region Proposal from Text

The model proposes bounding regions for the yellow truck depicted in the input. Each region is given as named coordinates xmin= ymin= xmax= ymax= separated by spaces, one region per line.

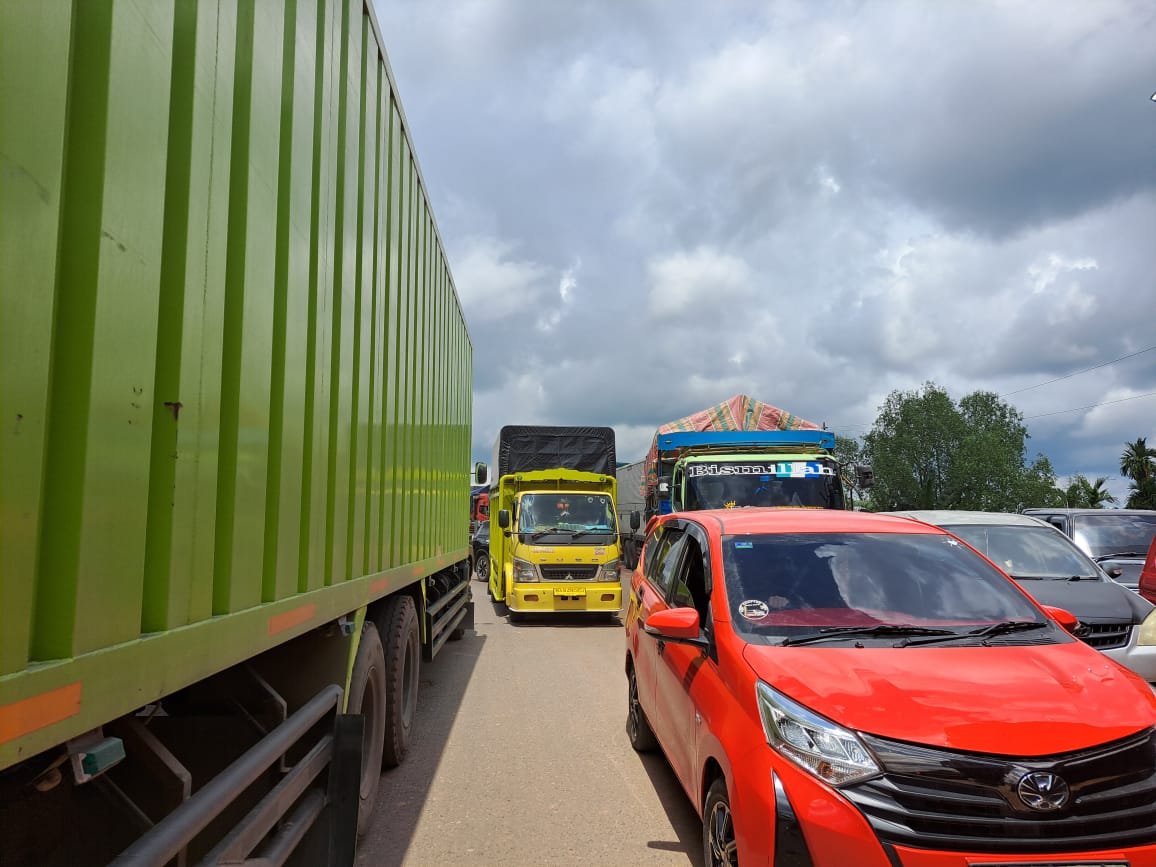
xmin=487 ymin=427 xmax=622 ymax=618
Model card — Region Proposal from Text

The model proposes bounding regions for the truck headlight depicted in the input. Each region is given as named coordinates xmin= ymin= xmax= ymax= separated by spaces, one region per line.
xmin=756 ymin=681 xmax=879 ymax=786
xmin=513 ymin=558 xmax=539 ymax=583
xmin=1138 ymin=609 xmax=1156 ymax=646
xmin=601 ymin=560 xmax=619 ymax=581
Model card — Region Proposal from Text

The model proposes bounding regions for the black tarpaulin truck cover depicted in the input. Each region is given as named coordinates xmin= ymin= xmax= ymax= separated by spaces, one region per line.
xmin=491 ymin=426 xmax=617 ymax=486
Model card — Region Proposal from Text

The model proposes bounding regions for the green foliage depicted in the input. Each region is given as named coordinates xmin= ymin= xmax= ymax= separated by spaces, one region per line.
xmin=1127 ymin=476 xmax=1156 ymax=509
xmin=1121 ymin=438 xmax=1156 ymax=485
xmin=833 ymin=434 xmax=869 ymax=506
xmin=863 ymin=382 xmax=1058 ymax=511
xmin=1061 ymin=474 xmax=1118 ymax=508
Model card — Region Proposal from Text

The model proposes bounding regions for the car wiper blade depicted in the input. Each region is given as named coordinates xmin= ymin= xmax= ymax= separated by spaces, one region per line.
xmin=1010 ymin=574 xmax=1096 ymax=582
xmin=781 ymin=625 xmax=957 ymax=647
xmin=897 ymin=620 xmax=1049 ymax=647
xmin=1094 ymin=552 xmax=1144 ymax=561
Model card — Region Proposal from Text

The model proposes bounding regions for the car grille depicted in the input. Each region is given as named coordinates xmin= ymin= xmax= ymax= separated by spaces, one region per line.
xmin=540 ymin=565 xmax=600 ymax=582
xmin=843 ymin=728 xmax=1156 ymax=852
xmin=1082 ymin=622 xmax=1132 ymax=650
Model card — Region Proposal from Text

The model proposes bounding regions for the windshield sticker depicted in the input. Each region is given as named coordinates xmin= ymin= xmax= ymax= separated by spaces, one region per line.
xmin=735 ymin=541 xmax=753 ymax=549
xmin=687 ymin=462 xmax=835 ymax=478
xmin=739 ymin=600 xmax=770 ymax=619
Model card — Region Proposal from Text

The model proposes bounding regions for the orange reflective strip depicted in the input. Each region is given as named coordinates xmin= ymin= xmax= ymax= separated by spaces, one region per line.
xmin=371 ymin=577 xmax=390 ymax=594
xmin=0 ymin=682 xmax=83 ymax=745
xmin=267 ymin=603 xmax=316 ymax=636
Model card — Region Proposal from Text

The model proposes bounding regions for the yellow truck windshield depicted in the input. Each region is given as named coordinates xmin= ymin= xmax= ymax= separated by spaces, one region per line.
xmin=518 ymin=493 xmax=617 ymax=536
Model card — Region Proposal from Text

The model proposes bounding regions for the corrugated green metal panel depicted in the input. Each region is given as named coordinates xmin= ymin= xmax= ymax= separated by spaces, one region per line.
xmin=1 ymin=0 xmax=472 ymax=766
xmin=0 ymin=1 xmax=72 ymax=676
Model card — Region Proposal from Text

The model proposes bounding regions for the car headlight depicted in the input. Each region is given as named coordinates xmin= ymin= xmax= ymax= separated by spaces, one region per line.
xmin=1138 ymin=609 xmax=1156 ymax=646
xmin=600 ymin=559 xmax=619 ymax=581
xmin=756 ymin=681 xmax=880 ymax=786
xmin=513 ymin=558 xmax=539 ymax=583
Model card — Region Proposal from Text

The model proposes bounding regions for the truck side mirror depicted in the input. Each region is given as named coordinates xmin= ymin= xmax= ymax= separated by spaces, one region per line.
xmin=474 ymin=462 xmax=488 ymax=485
xmin=498 ymin=509 xmax=510 ymax=530
xmin=630 ymin=511 xmax=641 ymax=531
xmin=855 ymin=465 xmax=874 ymax=490
xmin=657 ymin=476 xmax=671 ymax=494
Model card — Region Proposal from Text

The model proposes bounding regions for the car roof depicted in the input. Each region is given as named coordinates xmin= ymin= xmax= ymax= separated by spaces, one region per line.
xmin=884 ymin=510 xmax=1053 ymax=529
xmin=1022 ymin=508 xmax=1156 ymax=516
xmin=678 ymin=508 xmax=944 ymax=536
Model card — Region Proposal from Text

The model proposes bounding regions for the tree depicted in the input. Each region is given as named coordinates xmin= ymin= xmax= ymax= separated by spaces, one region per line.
xmin=1127 ymin=476 xmax=1156 ymax=510
xmin=1120 ymin=437 xmax=1156 ymax=484
xmin=833 ymin=434 xmax=869 ymax=507
xmin=863 ymin=382 xmax=1058 ymax=511
xmin=1061 ymin=474 xmax=1118 ymax=508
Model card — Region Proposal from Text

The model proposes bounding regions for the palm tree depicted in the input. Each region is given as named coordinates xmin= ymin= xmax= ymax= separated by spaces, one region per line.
xmin=1128 ymin=476 xmax=1156 ymax=510
xmin=1062 ymin=474 xmax=1118 ymax=508
xmin=1120 ymin=438 xmax=1156 ymax=484
xmin=1085 ymin=476 xmax=1118 ymax=508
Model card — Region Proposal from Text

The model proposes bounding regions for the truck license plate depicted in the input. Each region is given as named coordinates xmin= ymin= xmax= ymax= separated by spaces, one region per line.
xmin=555 ymin=587 xmax=586 ymax=597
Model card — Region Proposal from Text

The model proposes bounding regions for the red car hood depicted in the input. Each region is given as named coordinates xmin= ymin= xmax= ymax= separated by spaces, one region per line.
xmin=743 ymin=642 xmax=1156 ymax=756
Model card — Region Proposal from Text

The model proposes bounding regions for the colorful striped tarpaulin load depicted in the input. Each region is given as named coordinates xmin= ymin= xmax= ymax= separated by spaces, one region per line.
xmin=642 ymin=395 xmax=820 ymax=497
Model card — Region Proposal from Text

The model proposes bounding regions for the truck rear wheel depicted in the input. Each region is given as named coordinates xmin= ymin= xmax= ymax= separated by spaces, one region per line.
xmin=380 ymin=595 xmax=420 ymax=768
xmin=347 ymin=622 xmax=387 ymax=835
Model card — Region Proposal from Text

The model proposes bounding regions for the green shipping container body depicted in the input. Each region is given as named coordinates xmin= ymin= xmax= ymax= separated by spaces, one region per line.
xmin=0 ymin=0 xmax=471 ymax=771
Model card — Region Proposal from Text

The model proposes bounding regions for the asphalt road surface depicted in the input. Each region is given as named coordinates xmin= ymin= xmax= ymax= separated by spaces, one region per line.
xmin=357 ymin=572 xmax=703 ymax=866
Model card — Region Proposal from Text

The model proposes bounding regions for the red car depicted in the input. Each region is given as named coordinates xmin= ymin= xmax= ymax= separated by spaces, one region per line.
xmin=624 ymin=509 xmax=1156 ymax=866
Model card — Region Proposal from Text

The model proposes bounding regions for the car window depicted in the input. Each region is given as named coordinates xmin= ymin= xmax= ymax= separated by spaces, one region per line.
xmin=721 ymin=531 xmax=1043 ymax=642
xmin=945 ymin=525 xmax=1098 ymax=579
xmin=670 ymin=534 xmax=711 ymax=625
xmin=642 ymin=525 xmax=676 ymax=586
xmin=654 ymin=534 xmax=690 ymax=598
xmin=1072 ymin=514 xmax=1156 ymax=559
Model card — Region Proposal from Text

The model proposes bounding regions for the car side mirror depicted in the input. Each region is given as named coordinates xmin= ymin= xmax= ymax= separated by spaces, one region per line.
xmin=630 ymin=511 xmax=641 ymax=531
xmin=1039 ymin=604 xmax=1079 ymax=634
xmin=498 ymin=509 xmax=510 ymax=530
xmin=644 ymin=608 xmax=709 ymax=651
xmin=1106 ymin=566 xmax=1124 ymax=579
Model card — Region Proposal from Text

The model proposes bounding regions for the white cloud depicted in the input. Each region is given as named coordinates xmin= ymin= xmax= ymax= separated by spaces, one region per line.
xmin=452 ymin=236 xmax=549 ymax=321
xmin=646 ymin=247 xmax=753 ymax=318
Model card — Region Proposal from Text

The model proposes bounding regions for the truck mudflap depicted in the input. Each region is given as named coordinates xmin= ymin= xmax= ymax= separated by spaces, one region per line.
xmin=109 ymin=684 xmax=362 ymax=867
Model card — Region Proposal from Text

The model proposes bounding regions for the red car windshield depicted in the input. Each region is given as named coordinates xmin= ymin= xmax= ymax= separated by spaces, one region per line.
xmin=721 ymin=532 xmax=1044 ymax=642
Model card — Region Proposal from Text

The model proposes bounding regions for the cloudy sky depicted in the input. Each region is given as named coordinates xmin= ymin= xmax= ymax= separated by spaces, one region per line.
xmin=372 ymin=0 xmax=1156 ymax=501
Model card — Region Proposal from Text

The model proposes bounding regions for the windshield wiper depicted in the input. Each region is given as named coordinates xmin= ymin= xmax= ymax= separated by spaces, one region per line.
xmin=1009 ymin=574 xmax=1096 ymax=582
xmin=781 ymin=625 xmax=957 ymax=647
xmin=569 ymin=527 xmax=614 ymax=539
xmin=897 ymin=620 xmax=1049 ymax=647
xmin=1094 ymin=552 xmax=1144 ymax=561
xmin=528 ymin=526 xmax=577 ymax=540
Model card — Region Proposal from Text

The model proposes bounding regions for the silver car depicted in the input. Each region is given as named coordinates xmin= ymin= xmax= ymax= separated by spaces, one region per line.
xmin=887 ymin=510 xmax=1156 ymax=685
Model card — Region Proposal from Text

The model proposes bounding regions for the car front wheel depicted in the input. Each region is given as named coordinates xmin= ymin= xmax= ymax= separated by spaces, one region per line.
xmin=703 ymin=777 xmax=738 ymax=867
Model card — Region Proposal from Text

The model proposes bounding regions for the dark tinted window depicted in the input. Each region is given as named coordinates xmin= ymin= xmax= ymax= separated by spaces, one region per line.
xmin=722 ymin=532 xmax=1042 ymax=641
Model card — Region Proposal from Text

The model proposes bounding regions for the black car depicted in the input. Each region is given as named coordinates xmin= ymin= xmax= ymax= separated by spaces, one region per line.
xmin=1023 ymin=508 xmax=1156 ymax=592
xmin=471 ymin=521 xmax=490 ymax=582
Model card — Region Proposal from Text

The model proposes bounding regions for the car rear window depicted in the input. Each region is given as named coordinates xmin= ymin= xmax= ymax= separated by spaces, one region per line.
xmin=1072 ymin=514 xmax=1156 ymax=560
xmin=721 ymin=531 xmax=1042 ymax=640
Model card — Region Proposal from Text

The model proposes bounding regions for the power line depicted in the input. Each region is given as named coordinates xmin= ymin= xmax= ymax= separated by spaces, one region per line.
xmin=1001 ymin=345 xmax=1156 ymax=397
xmin=829 ymin=388 xmax=1156 ymax=435
xmin=1022 ymin=390 xmax=1156 ymax=420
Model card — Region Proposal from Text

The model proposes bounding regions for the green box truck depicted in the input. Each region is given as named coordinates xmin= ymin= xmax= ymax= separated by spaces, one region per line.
xmin=0 ymin=1 xmax=478 ymax=863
